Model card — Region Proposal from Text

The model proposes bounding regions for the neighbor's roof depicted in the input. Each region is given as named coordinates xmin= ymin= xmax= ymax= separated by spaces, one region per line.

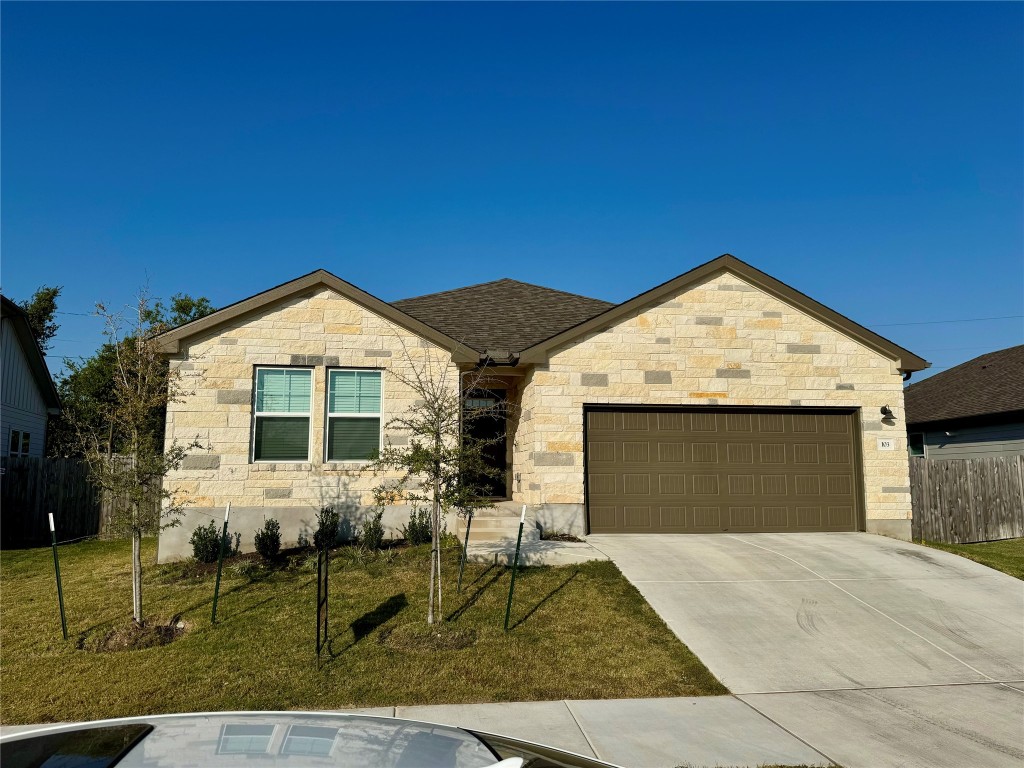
xmin=904 ymin=345 xmax=1024 ymax=426
xmin=0 ymin=295 xmax=62 ymax=412
xmin=392 ymin=279 xmax=613 ymax=354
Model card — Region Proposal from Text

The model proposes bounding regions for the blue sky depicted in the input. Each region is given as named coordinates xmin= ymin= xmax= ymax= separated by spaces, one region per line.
xmin=3 ymin=2 xmax=1022 ymax=381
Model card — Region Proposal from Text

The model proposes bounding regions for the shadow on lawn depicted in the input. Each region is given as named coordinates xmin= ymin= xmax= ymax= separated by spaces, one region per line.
xmin=446 ymin=565 xmax=505 ymax=622
xmin=327 ymin=593 xmax=408 ymax=657
xmin=508 ymin=570 xmax=579 ymax=630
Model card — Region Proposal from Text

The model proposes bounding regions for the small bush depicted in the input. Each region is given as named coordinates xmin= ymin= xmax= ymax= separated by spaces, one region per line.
xmin=254 ymin=518 xmax=281 ymax=561
xmin=229 ymin=559 xmax=263 ymax=580
xmin=402 ymin=507 xmax=432 ymax=545
xmin=360 ymin=509 xmax=386 ymax=551
xmin=190 ymin=521 xmax=227 ymax=563
xmin=313 ymin=505 xmax=340 ymax=551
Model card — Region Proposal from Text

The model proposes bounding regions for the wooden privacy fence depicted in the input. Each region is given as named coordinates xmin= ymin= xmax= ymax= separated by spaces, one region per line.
xmin=1 ymin=457 xmax=102 ymax=547
xmin=910 ymin=455 xmax=1024 ymax=544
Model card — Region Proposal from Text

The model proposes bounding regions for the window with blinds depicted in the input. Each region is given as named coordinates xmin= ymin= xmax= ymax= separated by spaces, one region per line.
xmin=252 ymin=368 xmax=312 ymax=461
xmin=327 ymin=369 xmax=382 ymax=461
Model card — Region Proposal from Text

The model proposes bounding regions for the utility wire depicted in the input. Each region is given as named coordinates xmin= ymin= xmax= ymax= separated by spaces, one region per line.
xmin=872 ymin=314 xmax=1023 ymax=327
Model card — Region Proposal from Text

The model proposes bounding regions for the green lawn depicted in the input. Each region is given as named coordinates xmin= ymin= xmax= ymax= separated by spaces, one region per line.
xmin=917 ymin=537 xmax=1024 ymax=580
xmin=0 ymin=538 xmax=725 ymax=724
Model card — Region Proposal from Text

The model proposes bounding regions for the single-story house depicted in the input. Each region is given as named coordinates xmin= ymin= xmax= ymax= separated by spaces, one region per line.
xmin=1 ymin=295 xmax=62 ymax=458
xmin=155 ymin=254 xmax=928 ymax=561
xmin=904 ymin=345 xmax=1024 ymax=460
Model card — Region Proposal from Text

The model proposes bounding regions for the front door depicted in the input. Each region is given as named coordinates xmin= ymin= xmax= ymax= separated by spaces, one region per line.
xmin=464 ymin=389 xmax=508 ymax=498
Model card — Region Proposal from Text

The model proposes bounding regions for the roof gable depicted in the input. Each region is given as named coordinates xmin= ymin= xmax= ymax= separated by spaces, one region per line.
xmin=0 ymin=295 xmax=61 ymax=412
xmin=152 ymin=270 xmax=479 ymax=362
xmin=518 ymin=254 xmax=929 ymax=373
xmin=904 ymin=345 xmax=1024 ymax=426
xmin=392 ymin=278 xmax=613 ymax=354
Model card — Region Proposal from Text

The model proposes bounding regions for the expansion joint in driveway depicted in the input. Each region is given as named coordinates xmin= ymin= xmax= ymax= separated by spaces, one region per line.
xmin=732 ymin=694 xmax=839 ymax=768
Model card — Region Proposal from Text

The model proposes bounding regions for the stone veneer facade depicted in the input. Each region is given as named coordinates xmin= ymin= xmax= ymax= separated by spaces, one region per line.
xmin=159 ymin=288 xmax=460 ymax=562
xmin=160 ymin=270 xmax=914 ymax=561
xmin=511 ymin=271 xmax=912 ymax=539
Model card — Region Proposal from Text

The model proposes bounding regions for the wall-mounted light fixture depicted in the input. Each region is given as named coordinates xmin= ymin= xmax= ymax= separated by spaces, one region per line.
xmin=880 ymin=405 xmax=895 ymax=420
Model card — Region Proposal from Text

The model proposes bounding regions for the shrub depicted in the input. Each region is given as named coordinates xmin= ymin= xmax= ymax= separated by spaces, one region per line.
xmin=313 ymin=505 xmax=340 ymax=551
xmin=229 ymin=559 xmax=263 ymax=580
xmin=254 ymin=518 xmax=281 ymax=562
xmin=360 ymin=509 xmax=386 ymax=551
xmin=190 ymin=521 xmax=226 ymax=563
xmin=402 ymin=507 xmax=432 ymax=545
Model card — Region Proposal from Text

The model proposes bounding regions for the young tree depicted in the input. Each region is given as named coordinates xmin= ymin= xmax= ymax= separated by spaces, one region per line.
xmin=49 ymin=293 xmax=215 ymax=457
xmin=71 ymin=290 xmax=205 ymax=624
xmin=18 ymin=284 xmax=62 ymax=353
xmin=370 ymin=346 xmax=507 ymax=625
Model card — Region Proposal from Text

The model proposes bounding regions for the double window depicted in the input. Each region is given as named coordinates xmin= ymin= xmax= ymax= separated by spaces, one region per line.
xmin=251 ymin=367 xmax=382 ymax=463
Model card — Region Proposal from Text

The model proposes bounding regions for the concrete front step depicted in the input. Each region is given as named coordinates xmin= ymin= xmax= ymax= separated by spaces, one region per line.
xmin=456 ymin=512 xmax=540 ymax=543
xmin=459 ymin=522 xmax=540 ymax=542
xmin=466 ymin=540 xmax=609 ymax=567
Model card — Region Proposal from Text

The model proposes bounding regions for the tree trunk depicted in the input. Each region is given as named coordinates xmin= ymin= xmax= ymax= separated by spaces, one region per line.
xmin=132 ymin=527 xmax=143 ymax=624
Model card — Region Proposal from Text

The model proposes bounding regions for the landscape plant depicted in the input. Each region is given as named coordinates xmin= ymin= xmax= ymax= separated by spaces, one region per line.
xmin=401 ymin=507 xmax=432 ymax=545
xmin=360 ymin=509 xmax=386 ymax=550
xmin=254 ymin=518 xmax=282 ymax=561
xmin=313 ymin=505 xmax=340 ymax=551
xmin=190 ymin=521 xmax=224 ymax=564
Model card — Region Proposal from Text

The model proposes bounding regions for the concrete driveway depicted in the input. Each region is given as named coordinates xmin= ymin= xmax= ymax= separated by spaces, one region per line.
xmin=588 ymin=532 xmax=1024 ymax=768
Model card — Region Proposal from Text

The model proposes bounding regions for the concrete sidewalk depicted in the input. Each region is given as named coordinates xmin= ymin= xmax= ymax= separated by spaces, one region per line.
xmin=371 ymin=697 xmax=831 ymax=767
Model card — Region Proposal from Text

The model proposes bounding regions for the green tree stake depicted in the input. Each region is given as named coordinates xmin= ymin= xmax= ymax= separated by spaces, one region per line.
xmin=457 ymin=512 xmax=473 ymax=593
xmin=504 ymin=506 xmax=527 ymax=631
xmin=48 ymin=513 xmax=68 ymax=640
xmin=211 ymin=503 xmax=231 ymax=624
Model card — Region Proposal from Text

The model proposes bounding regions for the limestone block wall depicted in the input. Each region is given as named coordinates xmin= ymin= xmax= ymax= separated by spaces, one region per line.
xmin=512 ymin=271 xmax=912 ymax=533
xmin=159 ymin=288 xmax=459 ymax=561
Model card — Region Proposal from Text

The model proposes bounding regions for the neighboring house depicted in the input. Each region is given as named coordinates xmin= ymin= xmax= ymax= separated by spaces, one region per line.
xmin=154 ymin=254 xmax=928 ymax=561
xmin=904 ymin=345 xmax=1024 ymax=460
xmin=0 ymin=295 xmax=62 ymax=458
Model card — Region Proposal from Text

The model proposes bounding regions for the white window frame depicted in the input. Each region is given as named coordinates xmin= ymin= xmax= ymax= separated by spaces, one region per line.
xmin=251 ymin=366 xmax=314 ymax=463
xmin=8 ymin=429 xmax=29 ymax=457
xmin=324 ymin=368 xmax=384 ymax=464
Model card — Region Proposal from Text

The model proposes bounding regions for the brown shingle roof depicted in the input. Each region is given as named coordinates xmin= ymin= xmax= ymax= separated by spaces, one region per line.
xmin=392 ymin=278 xmax=614 ymax=354
xmin=904 ymin=345 xmax=1024 ymax=426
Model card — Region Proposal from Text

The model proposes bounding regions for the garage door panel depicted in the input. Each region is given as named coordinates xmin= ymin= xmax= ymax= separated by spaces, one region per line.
xmin=586 ymin=408 xmax=861 ymax=533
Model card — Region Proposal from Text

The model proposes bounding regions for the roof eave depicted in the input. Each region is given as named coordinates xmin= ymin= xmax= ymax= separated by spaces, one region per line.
xmin=0 ymin=297 xmax=62 ymax=411
xmin=153 ymin=270 xmax=479 ymax=362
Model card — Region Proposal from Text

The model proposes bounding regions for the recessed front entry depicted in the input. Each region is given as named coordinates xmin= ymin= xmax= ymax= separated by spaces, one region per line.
xmin=585 ymin=407 xmax=862 ymax=533
xmin=464 ymin=389 xmax=509 ymax=498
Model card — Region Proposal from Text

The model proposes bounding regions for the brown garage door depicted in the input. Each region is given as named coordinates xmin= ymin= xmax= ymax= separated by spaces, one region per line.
xmin=585 ymin=408 xmax=861 ymax=533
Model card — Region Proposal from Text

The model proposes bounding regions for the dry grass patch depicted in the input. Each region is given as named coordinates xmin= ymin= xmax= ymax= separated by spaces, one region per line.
xmin=1 ymin=537 xmax=726 ymax=724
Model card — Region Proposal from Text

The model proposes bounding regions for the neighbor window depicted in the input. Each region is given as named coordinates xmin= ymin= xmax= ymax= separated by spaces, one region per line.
xmin=8 ymin=430 xmax=29 ymax=457
xmin=252 ymin=368 xmax=312 ymax=461
xmin=908 ymin=433 xmax=925 ymax=457
xmin=326 ymin=369 xmax=382 ymax=461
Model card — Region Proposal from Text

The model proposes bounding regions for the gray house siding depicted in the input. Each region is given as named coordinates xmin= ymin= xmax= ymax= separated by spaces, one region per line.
xmin=1 ymin=317 xmax=49 ymax=458
xmin=913 ymin=421 xmax=1024 ymax=461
